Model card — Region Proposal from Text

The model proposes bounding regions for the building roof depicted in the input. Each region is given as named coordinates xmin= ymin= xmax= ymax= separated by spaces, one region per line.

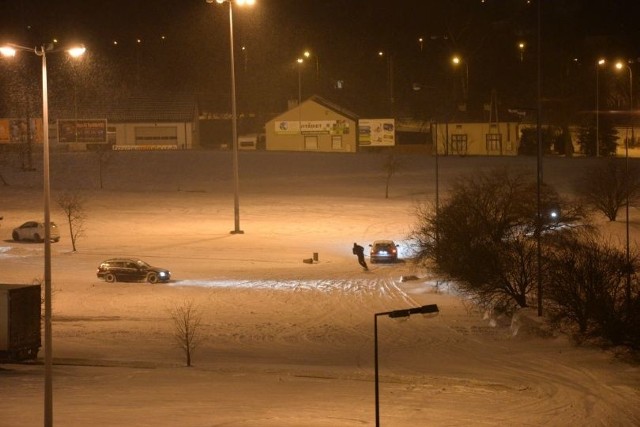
xmin=270 ymin=95 xmax=359 ymax=123
xmin=107 ymin=94 xmax=198 ymax=123
xmin=50 ymin=93 xmax=198 ymax=123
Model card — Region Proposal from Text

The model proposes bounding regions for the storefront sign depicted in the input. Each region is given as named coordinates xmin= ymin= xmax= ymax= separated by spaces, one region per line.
xmin=58 ymin=119 xmax=107 ymax=143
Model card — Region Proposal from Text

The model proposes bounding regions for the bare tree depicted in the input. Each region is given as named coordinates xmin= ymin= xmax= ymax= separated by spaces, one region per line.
xmin=574 ymin=159 xmax=640 ymax=221
xmin=170 ymin=300 xmax=203 ymax=367
xmin=545 ymin=230 xmax=639 ymax=348
xmin=383 ymin=150 xmax=402 ymax=199
xmin=96 ymin=147 xmax=115 ymax=190
xmin=410 ymin=168 xmax=583 ymax=312
xmin=55 ymin=191 xmax=87 ymax=252
xmin=0 ymin=146 xmax=10 ymax=186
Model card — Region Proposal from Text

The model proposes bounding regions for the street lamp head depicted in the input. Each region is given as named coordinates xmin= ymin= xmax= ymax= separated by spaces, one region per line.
xmin=0 ymin=46 xmax=17 ymax=57
xmin=2 ymin=42 xmax=86 ymax=58
xmin=598 ymin=58 xmax=606 ymax=66
xmin=297 ymin=58 xmax=304 ymax=64
xmin=67 ymin=46 xmax=86 ymax=58
xmin=452 ymin=55 xmax=461 ymax=65
xmin=210 ymin=0 xmax=255 ymax=5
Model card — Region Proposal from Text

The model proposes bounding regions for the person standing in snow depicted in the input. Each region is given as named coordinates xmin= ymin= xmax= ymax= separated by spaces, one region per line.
xmin=352 ymin=242 xmax=368 ymax=270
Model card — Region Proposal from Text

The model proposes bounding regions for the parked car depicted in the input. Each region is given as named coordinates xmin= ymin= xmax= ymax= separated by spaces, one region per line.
xmin=96 ymin=258 xmax=171 ymax=284
xmin=12 ymin=221 xmax=60 ymax=242
xmin=369 ymin=240 xmax=399 ymax=263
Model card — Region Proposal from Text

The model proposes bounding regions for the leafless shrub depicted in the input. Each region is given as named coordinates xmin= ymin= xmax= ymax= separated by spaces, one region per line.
xmin=410 ymin=168 xmax=581 ymax=312
xmin=170 ymin=300 xmax=203 ymax=367
xmin=96 ymin=147 xmax=115 ymax=190
xmin=56 ymin=190 xmax=87 ymax=252
xmin=545 ymin=230 xmax=640 ymax=348
xmin=383 ymin=150 xmax=402 ymax=199
xmin=574 ymin=159 xmax=640 ymax=221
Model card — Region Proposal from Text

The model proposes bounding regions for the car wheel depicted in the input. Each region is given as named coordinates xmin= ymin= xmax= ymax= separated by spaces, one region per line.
xmin=12 ymin=231 xmax=20 ymax=241
xmin=34 ymin=233 xmax=43 ymax=243
xmin=104 ymin=273 xmax=116 ymax=283
xmin=147 ymin=272 xmax=159 ymax=284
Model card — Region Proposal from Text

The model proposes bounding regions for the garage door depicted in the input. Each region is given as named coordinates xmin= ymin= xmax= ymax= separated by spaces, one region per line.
xmin=134 ymin=126 xmax=178 ymax=146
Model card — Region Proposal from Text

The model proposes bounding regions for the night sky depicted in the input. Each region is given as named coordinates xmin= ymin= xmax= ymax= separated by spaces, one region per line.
xmin=1 ymin=0 xmax=639 ymax=119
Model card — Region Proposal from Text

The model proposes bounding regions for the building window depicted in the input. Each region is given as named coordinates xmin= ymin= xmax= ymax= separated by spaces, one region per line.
xmin=107 ymin=126 xmax=117 ymax=144
xmin=331 ymin=136 xmax=343 ymax=150
xmin=450 ymin=134 xmax=468 ymax=155
xmin=304 ymin=135 xmax=318 ymax=150
xmin=486 ymin=133 xmax=502 ymax=153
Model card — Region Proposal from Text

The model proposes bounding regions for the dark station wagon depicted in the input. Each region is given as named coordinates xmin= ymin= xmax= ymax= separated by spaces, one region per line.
xmin=96 ymin=258 xmax=171 ymax=284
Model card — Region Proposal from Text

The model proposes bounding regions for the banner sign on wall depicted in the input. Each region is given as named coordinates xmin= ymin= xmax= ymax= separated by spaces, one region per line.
xmin=0 ymin=118 xmax=42 ymax=144
xmin=275 ymin=120 xmax=350 ymax=135
xmin=57 ymin=119 xmax=107 ymax=143
xmin=358 ymin=118 xmax=395 ymax=146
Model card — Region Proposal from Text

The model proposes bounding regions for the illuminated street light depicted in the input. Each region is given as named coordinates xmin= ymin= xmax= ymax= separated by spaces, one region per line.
xmin=303 ymin=50 xmax=319 ymax=88
xmin=297 ymin=57 xmax=304 ymax=105
xmin=374 ymin=304 xmax=439 ymax=427
xmin=377 ymin=51 xmax=394 ymax=116
xmin=595 ymin=58 xmax=606 ymax=156
xmin=451 ymin=55 xmax=469 ymax=106
xmin=208 ymin=0 xmax=255 ymax=234
xmin=615 ymin=60 xmax=633 ymax=305
xmin=518 ymin=41 xmax=526 ymax=62
xmin=1 ymin=41 xmax=85 ymax=427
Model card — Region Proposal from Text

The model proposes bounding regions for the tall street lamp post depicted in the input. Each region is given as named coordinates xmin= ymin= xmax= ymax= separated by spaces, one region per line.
xmin=1 ymin=41 xmax=85 ymax=427
xmin=518 ymin=41 xmax=526 ymax=62
xmin=536 ymin=0 xmax=543 ymax=317
xmin=595 ymin=59 xmax=606 ymax=156
xmin=209 ymin=0 xmax=255 ymax=235
xmin=374 ymin=304 xmax=439 ymax=427
xmin=296 ymin=57 xmax=304 ymax=105
xmin=378 ymin=51 xmax=394 ymax=116
xmin=451 ymin=55 xmax=469 ymax=108
xmin=615 ymin=60 xmax=633 ymax=304
xmin=303 ymin=50 xmax=319 ymax=89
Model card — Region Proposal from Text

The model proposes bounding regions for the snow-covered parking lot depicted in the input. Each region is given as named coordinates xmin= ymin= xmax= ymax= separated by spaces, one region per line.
xmin=1 ymin=151 xmax=639 ymax=426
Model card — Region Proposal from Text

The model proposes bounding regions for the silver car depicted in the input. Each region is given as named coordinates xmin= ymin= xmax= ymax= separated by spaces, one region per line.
xmin=369 ymin=240 xmax=398 ymax=263
xmin=12 ymin=221 xmax=61 ymax=242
